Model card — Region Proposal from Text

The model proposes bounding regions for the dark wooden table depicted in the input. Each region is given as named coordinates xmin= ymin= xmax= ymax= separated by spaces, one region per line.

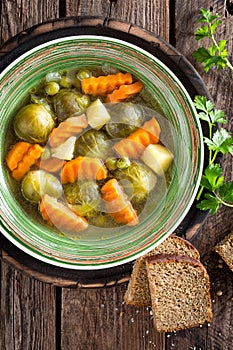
xmin=0 ymin=1 xmax=233 ymax=349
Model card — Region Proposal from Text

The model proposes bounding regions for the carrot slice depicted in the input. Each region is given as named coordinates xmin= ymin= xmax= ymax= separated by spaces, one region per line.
xmin=101 ymin=178 xmax=138 ymax=226
xmin=106 ymin=81 xmax=143 ymax=103
xmin=40 ymin=194 xmax=88 ymax=234
xmin=49 ymin=114 xmax=88 ymax=148
xmin=81 ymin=72 xmax=133 ymax=96
xmin=6 ymin=142 xmax=44 ymax=180
xmin=6 ymin=142 xmax=31 ymax=171
xmin=114 ymin=117 xmax=161 ymax=158
xmin=36 ymin=157 xmax=65 ymax=173
xmin=61 ymin=156 xmax=108 ymax=184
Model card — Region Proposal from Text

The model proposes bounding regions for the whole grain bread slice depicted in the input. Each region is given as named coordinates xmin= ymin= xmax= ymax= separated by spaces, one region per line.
xmin=146 ymin=254 xmax=213 ymax=332
xmin=124 ymin=235 xmax=200 ymax=306
xmin=214 ymin=231 xmax=233 ymax=272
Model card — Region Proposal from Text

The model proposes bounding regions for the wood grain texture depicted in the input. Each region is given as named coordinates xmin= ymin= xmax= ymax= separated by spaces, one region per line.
xmin=0 ymin=1 xmax=60 ymax=349
xmin=0 ymin=0 xmax=59 ymax=45
xmin=61 ymin=284 xmax=165 ymax=350
xmin=165 ymin=1 xmax=233 ymax=349
xmin=109 ymin=0 xmax=170 ymax=41
xmin=0 ymin=263 xmax=57 ymax=350
xmin=66 ymin=0 xmax=111 ymax=17
xmin=66 ymin=0 xmax=170 ymax=41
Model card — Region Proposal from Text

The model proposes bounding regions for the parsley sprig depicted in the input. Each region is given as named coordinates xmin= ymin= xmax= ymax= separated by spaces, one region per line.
xmin=194 ymin=96 xmax=233 ymax=214
xmin=193 ymin=8 xmax=233 ymax=72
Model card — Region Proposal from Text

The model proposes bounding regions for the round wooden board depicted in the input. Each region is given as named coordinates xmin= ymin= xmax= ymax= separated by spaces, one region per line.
xmin=0 ymin=17 xmax=210 ymax=288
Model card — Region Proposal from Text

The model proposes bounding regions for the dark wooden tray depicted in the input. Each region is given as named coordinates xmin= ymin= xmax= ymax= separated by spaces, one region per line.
xmin=0 ymin=17 xmax=210 ymax=288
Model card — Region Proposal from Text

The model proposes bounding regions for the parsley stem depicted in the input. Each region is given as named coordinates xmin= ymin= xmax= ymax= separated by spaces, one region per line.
xmin=209 ymin=26 xmax=233 ymax=71
xmin=196 ymin=186 xmax=204 ymax=201
xmin=215 ymin=192 xmax=233 ymax=207
xmin=210 ymin=150 xmax=219 ymax=165
xmin=208 ymin=122 xmax=213 ymax=163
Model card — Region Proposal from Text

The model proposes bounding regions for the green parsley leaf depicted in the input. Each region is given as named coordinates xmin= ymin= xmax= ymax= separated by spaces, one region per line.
xmin=210 ymin=19 xmax=222 ymax=35
xmin=196 ymin=193 xmax=220 ymax=215
xmin=195 ymin=25 xmax=210 ymax=40
xmin=204 ymin=129 xmax=233 ymax=154
xmin=193 ymin=8 xmax=233 ymax=72
xmin=193 ymin=96 xmax=214 ymax=114
xmin=209 ymin=109 xmax=227 ymax=124
xmin=200 ymin=164 xmax=224 ymax=192
xmin=199 ymin=8 xmax=221 ymax=23
xmin=218 ymin=181 xmax=233 ymax=203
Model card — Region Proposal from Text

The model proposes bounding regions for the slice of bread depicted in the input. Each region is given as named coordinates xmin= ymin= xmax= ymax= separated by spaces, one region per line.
xmin=214 ymin=231 xmax=233 ymax=272
xmin=146 ymin=254 xmax=213 ymax=332
xmin=124 ymin=235 xmax=200 ymax=306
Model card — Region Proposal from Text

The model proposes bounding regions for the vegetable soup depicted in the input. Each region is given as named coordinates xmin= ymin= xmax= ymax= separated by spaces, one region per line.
xmin=5 ymin=66 xmax=174 ymax=240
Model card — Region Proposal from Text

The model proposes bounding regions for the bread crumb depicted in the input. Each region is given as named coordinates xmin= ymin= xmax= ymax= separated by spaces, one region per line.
xmin=216 ymin=290 xmax=223 ymax=296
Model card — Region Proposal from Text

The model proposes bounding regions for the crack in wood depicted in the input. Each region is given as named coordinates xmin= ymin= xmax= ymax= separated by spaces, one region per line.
xmin=59 ymin=0 xmax=66 ymax=18
xmin=226 ymin=0 xmax=233 ymax=15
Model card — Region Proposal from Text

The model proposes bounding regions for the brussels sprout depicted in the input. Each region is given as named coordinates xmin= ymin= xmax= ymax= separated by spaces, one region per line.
xmin=64 ymin=180 xmax=101 ymax=217
xmin=21 ymin=170 xmax=63 ymax=203
xmin=14 ymin=104 xmax=55 ymax=143
xmin=105 ymin=102 xmax=144 ymax=138
xmin=53 ymin=90 xmax=86 ymax=122
xmin=74 ymin=129 xmax=112 ymax=159
xmin=114 ymin=162 xmax=157 ymax=204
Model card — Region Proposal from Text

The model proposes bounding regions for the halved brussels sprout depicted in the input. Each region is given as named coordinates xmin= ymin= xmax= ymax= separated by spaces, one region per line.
xmin=105 ymin=102 xmax=144 ymax=138
xmin=21 ymin=170 xmax=63 ymax=203
xmin=53 ymin=90 xmax=89 ymax=122
xmin=14 ymin=103 xmax=55 ymax=143
xmin=113 ymin=162 xmax=157 ymax=204
xmin=74 ymin=129 xmax=112 ymax=159
xmin=64 ymin=180 xmax=101 ymax=218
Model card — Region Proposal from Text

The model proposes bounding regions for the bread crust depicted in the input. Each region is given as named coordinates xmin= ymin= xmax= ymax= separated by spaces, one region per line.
xmin=214 ymin=231 xmax=233 ymax=272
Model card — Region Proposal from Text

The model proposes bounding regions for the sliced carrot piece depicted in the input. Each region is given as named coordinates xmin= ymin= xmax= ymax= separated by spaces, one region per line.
xmin=49 ymin=114 xmax=88 ymax=148
xmin=36 ymin=157 xmax=65 ymax=173
xmin=106 ymin=81 xmax=143 ymax=103
xmin=6 ymin=142 xmax=31 ymax=171
xmin=6 ymin=142 xmax=44 ymax=180
xmin=114 ymin=118 xmax=160 ymax=159
xmin=61 ymin=156 xmax=108 ymax=184
xmin=40 ymin=194 xmax=88 ymax=234
xmin=81 ymin=72 xmax=133 ymax=96
xmin=101 ymin=178 xmax=139 ymax=226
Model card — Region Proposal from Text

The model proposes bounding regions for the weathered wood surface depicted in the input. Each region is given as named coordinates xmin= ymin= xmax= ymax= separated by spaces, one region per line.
xmin=0 ymin=1 xmax=233 ymax=349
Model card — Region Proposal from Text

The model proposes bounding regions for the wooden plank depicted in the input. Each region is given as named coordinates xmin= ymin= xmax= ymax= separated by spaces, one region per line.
xmin=0 ymin=1 xmax=60 ymax=349
xmin=165 ymin=1 xmax=233 ymax=349
xmin=65 ymin=0 xmax=170 ymax=41
xmin=0 ymin=0 xmax=59 ymax=45
xmin=0 ymin=262 xmax=57 ymax=350
xmin=109 ymin=0 xmax=170 ymax=41
xmin=66 ymin=0 xmax=110 ymax=18
xmin=61 ymin=284 xmax=165 ymax=350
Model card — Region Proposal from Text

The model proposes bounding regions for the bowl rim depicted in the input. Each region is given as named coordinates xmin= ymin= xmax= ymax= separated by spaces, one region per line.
xmin=0 ymin=34 xmax=204 ymax=270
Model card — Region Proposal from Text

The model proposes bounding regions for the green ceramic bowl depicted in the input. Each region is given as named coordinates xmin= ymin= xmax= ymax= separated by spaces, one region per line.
xmin=0 ymin=36 xmax=204 ymax=269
